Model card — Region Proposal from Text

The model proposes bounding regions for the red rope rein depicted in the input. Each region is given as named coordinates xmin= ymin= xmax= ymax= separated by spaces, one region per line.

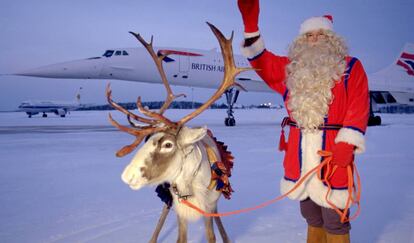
xmin=179 ymin=150 xmax=361 ymax=223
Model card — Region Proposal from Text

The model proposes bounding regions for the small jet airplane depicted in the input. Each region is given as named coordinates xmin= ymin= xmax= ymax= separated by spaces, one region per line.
xmin=18 ymin=88 xmax=82 ymax=118
xmin=15 ymin=41 xmax=414 ymax=126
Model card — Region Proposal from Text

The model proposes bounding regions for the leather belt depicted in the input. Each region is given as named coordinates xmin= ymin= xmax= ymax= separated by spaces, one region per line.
xmin=281 ymin=117 xmax=343 ymax=130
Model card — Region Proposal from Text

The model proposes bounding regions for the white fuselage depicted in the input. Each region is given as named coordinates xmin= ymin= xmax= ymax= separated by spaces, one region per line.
xmin=15 ymin=43 xmax=414 ymax=107
xmin=16 ymin=47 xmax=271 ymax=93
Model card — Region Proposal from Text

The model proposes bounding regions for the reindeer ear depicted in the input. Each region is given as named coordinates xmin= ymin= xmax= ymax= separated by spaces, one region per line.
xmin=177 ymin=126 xmax=207 ymax=147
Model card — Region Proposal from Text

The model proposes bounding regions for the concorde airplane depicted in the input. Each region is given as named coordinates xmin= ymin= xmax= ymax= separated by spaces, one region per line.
xmin=18 ymin=88 xmax=82 ymax=118
xmin=15 ymin=42 xmax=414 ymax=126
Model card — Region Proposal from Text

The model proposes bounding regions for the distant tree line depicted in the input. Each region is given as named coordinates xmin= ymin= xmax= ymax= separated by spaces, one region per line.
xmin=78 ymin=101 xmax=229 ymax=111
xmin=375 ymin=104 xmax=414 ymax=113
xmin=77 ymin=101 xmax=283 ymax=111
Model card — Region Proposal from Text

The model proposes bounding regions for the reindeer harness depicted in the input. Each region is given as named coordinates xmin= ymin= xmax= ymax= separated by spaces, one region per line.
xmin=171 ymin=129 xmax=234 ymax=201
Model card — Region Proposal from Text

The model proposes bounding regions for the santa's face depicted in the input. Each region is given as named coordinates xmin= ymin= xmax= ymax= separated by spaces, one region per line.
xmin=305 ymin=29 xmax=327 ymax=45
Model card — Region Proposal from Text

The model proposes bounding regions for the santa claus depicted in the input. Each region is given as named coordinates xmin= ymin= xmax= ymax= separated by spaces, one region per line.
xmin=238 ymin=0 xmax=369 ymax=242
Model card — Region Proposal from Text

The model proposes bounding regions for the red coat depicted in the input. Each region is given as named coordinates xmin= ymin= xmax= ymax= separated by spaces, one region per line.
xmin=241 ymin=37 xmax=369 ymax=209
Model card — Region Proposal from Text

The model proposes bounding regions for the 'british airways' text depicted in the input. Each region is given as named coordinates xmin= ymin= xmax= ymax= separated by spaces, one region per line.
xmin=191 ymin=63 xmax=224 ymax=72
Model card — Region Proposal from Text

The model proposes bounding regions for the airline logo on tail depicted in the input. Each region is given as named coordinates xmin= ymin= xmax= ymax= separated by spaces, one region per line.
xmin=157 ymin=49 xmax=203 ymax=63
xmin=397 ymin=52 xmax=414 ymax=76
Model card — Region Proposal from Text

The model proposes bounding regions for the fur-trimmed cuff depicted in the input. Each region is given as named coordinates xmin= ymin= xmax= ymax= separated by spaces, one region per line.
xmin=244 ymin=31 xmax=260 ymax=39
xmin=335 ymin=127 xmax=366 ymax=154
xmin=240 ymin=36 xmax=265 ymax=59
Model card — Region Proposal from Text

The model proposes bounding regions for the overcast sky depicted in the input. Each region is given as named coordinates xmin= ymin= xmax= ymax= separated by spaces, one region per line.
xmin=1 ymin=0 xmax=413 ymax=111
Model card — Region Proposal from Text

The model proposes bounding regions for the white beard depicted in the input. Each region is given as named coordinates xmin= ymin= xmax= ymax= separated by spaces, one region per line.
xmin=286 ymin=35 xmax=347 ymax=132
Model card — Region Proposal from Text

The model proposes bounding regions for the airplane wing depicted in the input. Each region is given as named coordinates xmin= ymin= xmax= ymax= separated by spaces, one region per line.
xmin=236 ymin=77 xmax=273 ymax=92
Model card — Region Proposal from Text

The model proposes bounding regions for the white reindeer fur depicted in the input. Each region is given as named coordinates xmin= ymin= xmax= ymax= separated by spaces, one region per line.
xmin=121 ymin=126 xmax=222 ymax=221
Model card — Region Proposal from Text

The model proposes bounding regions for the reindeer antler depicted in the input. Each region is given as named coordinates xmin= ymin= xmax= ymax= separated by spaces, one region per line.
xmin=107 ymin=22 xmax=253 ymax=157
xmin=128 ymin=32 xmax=186 ymax=114
xmin=106 ymin=85 xmax=156 ymax=125
xmin=176 ymin=22 xmax=253 ymax=126
xmin=107 ymin=85 xmax=170 ymax=157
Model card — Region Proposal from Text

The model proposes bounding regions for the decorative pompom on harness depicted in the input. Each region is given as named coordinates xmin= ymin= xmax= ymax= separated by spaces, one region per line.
xmin=205 ymin=130 xmax=234 ymax=199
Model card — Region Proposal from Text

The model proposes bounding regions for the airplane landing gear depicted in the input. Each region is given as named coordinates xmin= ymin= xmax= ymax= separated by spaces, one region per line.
xmin=368 ymin=93 xmax=382 ymax=126
xmin=368 ymin=115 xmax=382 ymax=126
xmin=224 ymin=88 xmax=239 ymax=127
xmin=225 ymin=117 xmax=236 ymax=126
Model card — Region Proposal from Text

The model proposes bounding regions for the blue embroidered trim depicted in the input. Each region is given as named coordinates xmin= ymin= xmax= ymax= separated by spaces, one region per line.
xmin=320 ymin=118 xmax=328 ymax=178
xmin=344 ymin=126 xmax=365 ymax=135
xmin=284 ymin=176 xmax=299 ymax=183
xmin=283 ymin=89 xmax=288 ymax=101
xmin=344 ymin=57 xmax=358 ymax=92
xmin=299 ymin=131 xmax=303 ymax=171
xmin=322 ymin=117 xmax=328 ymax=152
xmin=247 ymin=49 xmax=266 ymax=61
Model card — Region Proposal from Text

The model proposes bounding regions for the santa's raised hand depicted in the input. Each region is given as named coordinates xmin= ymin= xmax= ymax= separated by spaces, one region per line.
xmin=237 ymin=0 xmax=260 ymax=38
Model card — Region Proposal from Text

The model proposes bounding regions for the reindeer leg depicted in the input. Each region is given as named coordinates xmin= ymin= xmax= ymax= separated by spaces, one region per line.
xmin=177 ymin=215 xmax=188 ymax=243
xmin=204 ymin=216 xmax=216 ymax=243
xmin=149 ymin=205 xmax=170 ymax=243
xmin=214 ymin=217 xmax=230 ymax=243
xmin=214 ymin=208 xmax=230 ymax=243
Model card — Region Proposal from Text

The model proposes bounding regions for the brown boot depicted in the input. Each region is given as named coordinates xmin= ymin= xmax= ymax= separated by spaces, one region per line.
xmin=307 ymin=225 xmax=327 ymax=243
xmin=326 ymin=232 xmax=350 ymax=243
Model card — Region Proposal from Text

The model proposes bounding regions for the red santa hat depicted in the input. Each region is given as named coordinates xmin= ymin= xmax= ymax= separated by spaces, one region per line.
xmin=299 ymin=15 xmax=334 ymax=35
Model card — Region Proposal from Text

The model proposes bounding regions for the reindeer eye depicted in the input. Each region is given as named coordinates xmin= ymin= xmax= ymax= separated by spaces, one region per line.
xmin=164 ymin=142 xmax=173 ymax=149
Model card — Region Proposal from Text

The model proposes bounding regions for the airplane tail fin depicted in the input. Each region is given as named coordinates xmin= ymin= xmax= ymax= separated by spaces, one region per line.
xmin=369 ymin=43 xmax=414 ymax=92
xmin=395 ymin=43 xmax=414 ymax=77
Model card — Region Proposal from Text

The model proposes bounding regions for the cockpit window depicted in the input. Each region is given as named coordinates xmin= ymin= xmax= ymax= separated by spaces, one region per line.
xmin=103 ymin=50 xmax=128 ymax=57
xmin=103 ymin=50 xmax=114 ymax=57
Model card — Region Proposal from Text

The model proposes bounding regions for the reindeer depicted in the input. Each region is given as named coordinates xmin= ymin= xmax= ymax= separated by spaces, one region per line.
xmin=107 ymin=23 xmax=251 ymax=243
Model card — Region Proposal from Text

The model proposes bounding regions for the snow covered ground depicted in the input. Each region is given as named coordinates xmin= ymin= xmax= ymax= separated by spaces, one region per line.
xmin=0 ymin=109 xmax=413 ymax=243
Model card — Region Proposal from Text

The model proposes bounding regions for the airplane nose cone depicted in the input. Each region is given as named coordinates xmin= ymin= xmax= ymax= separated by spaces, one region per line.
xmin=14 ymin=58 xmax=104 ymax=79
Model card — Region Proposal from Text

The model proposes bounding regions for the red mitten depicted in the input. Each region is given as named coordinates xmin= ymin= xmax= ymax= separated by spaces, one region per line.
xmin=331 ymin=142 xmax=355 ymax=167
xmin=237 ymin=0 xmax=260 ymax=34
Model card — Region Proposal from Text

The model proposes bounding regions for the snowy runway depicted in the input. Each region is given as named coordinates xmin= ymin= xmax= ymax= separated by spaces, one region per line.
xmin=0 ymin=110 xmax=413 ymax=243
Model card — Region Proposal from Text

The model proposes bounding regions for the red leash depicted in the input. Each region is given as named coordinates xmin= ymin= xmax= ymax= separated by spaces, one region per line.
xmin=180 ymin=150 xmax=361 ymax=223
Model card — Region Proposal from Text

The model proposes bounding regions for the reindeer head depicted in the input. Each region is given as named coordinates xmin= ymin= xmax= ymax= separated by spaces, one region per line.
xmin=120 ymin=126 xmax=207 ymax=190
xmin=108 ymin=23 xmax=251 ymax=190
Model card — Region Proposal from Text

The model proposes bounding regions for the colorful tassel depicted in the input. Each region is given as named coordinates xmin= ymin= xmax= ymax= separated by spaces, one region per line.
xmin=279 ymin=130 xmax=288 ymax=151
